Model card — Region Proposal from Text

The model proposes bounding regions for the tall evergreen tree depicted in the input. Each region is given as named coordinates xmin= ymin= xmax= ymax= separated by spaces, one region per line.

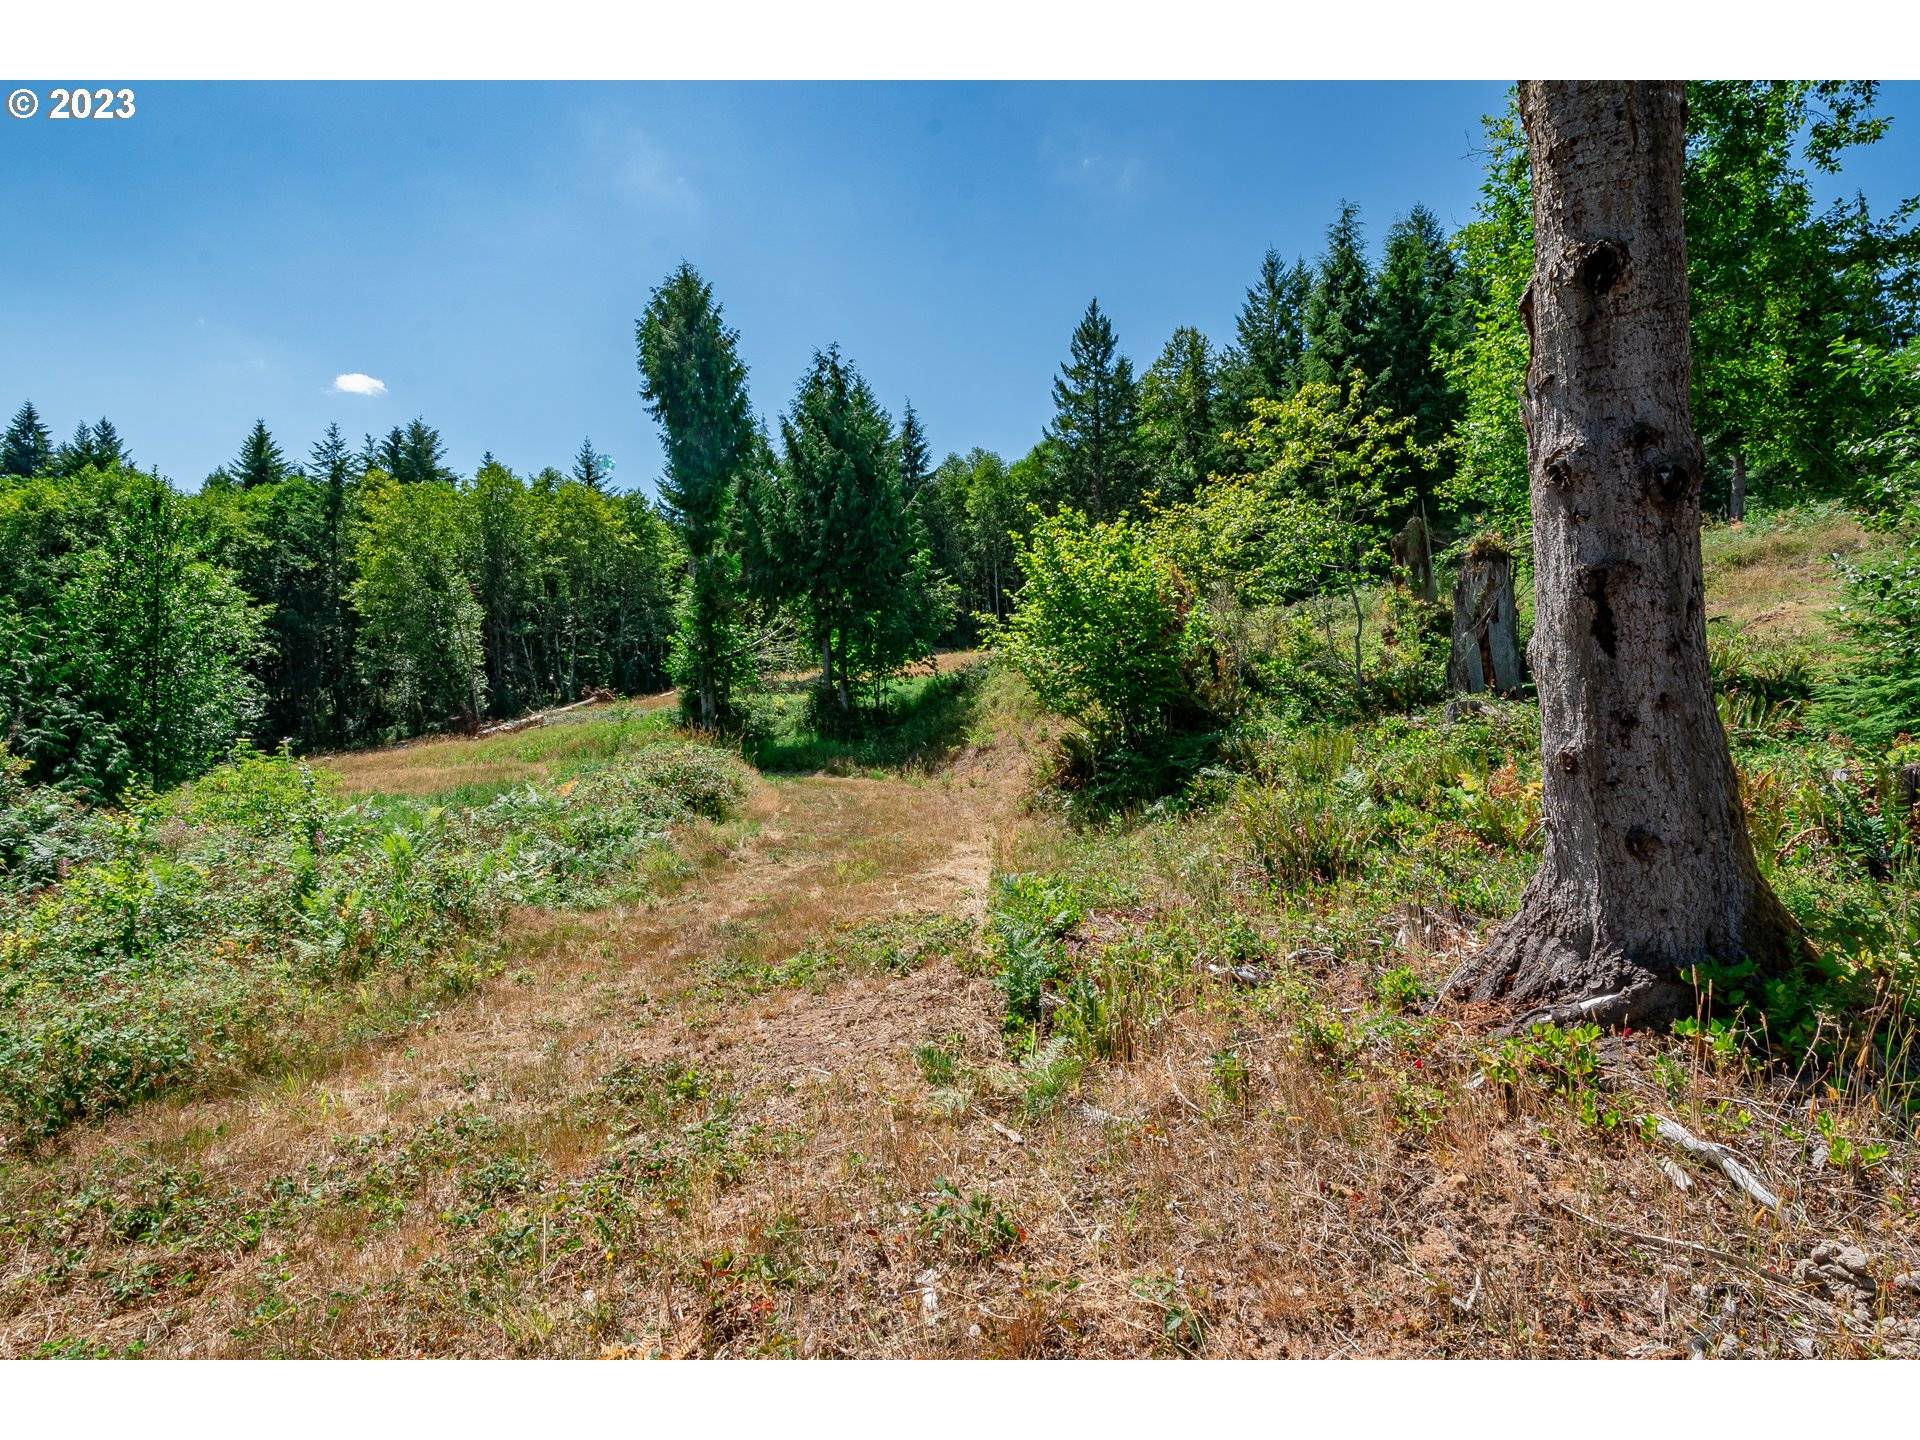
xmin=1302 ymin=202 xmax=1377 ymax=392
xmin=897 ymin=401 xmax=932 ymax=501
xmin=637 ymin=262 xmax=759 ymax=729
xmin=1369 ymin=205 xmax=1464 ymax=517
xmin=395 ymin=417 xmax=450 ymax=485
xmin=89 ymin=418 xmax=130 ymax=470
xmin=375 ymin=427 xmax=406 ymax=478
xmin=770 ymin=348 xmax=949 ymax=712
xmin=55 ymin=421 xmax=96 ymax=477
xmin=1046 ymin=299 xmax=1146 ymax=520
xmin=232 ymin=419 xmax=293 ymax=489
xmin=1219 ymin=250 xmax=1311 ymax=431
xmin=308 ymin=422 xmax=358 ymax=739
xmin=572 ymin=436 xmax=612 ymax=491
xmin=2 ymin=402 xmax=54 ymax=478
xmin=1138 ymin=326 xmax=1222 ymax=502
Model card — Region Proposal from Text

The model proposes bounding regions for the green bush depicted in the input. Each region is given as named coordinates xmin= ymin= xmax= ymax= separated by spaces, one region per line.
xmin=992 ymin=509 xmax=1205 ymax=754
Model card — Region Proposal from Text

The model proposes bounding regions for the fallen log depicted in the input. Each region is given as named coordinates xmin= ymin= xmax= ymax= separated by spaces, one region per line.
xmin=474 ymin=689 xmax=618 ymax=738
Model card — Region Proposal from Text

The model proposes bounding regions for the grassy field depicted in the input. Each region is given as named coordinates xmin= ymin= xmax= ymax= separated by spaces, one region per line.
xmin=3 ymin=520 xmax=1918 ymax=1359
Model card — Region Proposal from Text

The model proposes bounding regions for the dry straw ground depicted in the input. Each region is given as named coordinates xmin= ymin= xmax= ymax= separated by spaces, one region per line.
xmin=2 ymin=569 xmax=1916 ymax=1358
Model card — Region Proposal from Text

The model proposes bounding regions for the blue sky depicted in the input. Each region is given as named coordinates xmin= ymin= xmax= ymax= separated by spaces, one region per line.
xmin=3 ymin=81 xmax=1917 ymax=492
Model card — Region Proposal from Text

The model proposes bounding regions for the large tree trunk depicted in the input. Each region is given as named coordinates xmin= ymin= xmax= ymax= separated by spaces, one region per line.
xmin=1446 ymin=536 xmax=1524 ymax=697
xmin=1445 ymin=81 xmax=1802 ymax=1029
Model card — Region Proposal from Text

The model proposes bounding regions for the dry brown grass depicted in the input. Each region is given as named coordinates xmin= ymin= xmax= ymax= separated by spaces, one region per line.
xmin=1700 ymin=507 xmax=1884 ymax=645
xmin=5 ymin=648 xmax=1917 ymax=1359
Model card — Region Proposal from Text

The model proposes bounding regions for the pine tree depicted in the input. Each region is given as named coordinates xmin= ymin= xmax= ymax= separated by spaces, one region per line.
xmin=2 ymin=401 xmax=54 ymax=478
xmin=771 ymin=348 xmax=949 ymax=713
xmin=1138 ymin=326 xmax=1222 ymax=502
xmin=572 ymin=437 xmax=612 ymax=491
xmin=232 ymin=419 xmax=292 ymax=488
xmin=897 ymin=401 xmax=932 ymax=501
xmin=309 ymin=422 xmax=358 ymax=739
xmin=1302 ymin=202 xmax=1377 ymax=392
xmin=396 ymin=418 xmax=449 ymax=485
xmin=90 ymin=417 xmax=131 ymax=470
xmin=637 ymin=262 xmax=759 ymax=729
xmin=1219 ymin=250 xmax=1310 ymax=429
xmin=55 ymin=421 xmax=96 ymax=476
xmin=1368 ymin=205 xmax=1463 ymax=516
xmin=1046 ymin=299 xmax=1146 ymax=520
xmin=376 ymin=426 xmax=407 ymax=478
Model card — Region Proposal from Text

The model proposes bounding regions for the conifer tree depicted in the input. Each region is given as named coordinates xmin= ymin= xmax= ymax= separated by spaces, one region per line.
xmin=1219 ymin=250 xmax=1310 ymax=431
xmin=572 ymin=436 xmax=612 ymax=491
xmin=1046 ymin=299 xmax=1146 ymax=519
xmin=232 ymin=419 xmax=293 ymax=488
xmin=376 ymin=427 xmax=406 ymax=478
xmin=637 ymin=262 xmax=758 ymax=729
xmin=2 ymin=401 xmax=54 ymax=478
xmin=770 ymin=347 xmax=948 ymax=713
xmin=55 ymin=421 xmax=96 ymax=476
xmin=1138 ymin=326 xmax=1222 ymax=502
xmin=1302 ymin=202 xmax=1377 ymax=392
xmin=90 ymin=417 xmax=131 ymax=470
xmin=897 ymin=401 xmax=932 ymax=501
xmin=1368 ymin=204 xmax=1463 ymax=518
xmin=396 ymin=417 xmax=450 ymax=485
xmin=309 ymin=422 xmax=358 ymax=738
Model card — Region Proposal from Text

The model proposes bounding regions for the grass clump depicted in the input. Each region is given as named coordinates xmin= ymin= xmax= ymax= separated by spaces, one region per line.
xmin=0 ymin=739 xmax=750 ymax=1142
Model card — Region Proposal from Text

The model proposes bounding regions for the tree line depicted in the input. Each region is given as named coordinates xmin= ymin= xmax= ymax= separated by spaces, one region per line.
xmin=3 ymin=81 xmax=1914 ymax=796
xmin=0 ymin=410 xmax=677 ymax=796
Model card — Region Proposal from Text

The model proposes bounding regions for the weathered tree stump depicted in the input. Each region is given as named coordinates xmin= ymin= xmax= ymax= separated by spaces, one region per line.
xmin=1446 ymin=535 xmax=1523 ymax=697
xmin=1392 ymin=513 xmax=1437 ymax=603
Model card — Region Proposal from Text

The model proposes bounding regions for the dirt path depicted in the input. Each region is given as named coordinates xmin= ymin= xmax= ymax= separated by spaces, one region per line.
xmin=0 ymin=742 xmax=1026 ymax=1358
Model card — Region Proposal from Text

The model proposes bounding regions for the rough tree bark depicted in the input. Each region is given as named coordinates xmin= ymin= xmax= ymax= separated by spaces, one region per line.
xmin=1445 ymin=81 xmax=1803 ymax=1029
xmin=1446 ymin=535 xmax=1524 ymax=697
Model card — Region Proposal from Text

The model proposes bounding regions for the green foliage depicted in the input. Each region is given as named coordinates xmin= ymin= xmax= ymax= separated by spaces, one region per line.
xmin=1216 ymin=250 xmax=1311 ymax=442
xmin=1367 ymin=204 xmax=1462 ymax=511
xmin=1154 ymin=380 xmax=1432 ymax=707
xmin=917 ymin=1180 xmax=1020 ymax=1259
xmin=1138 ymin=326 xmax=1223 ymax=502
xmin=0 ymin=466 xmax=265 ymax=796
xmin=1441 ymin=96 xmax=1532 ymax=533
xmin=350 ymin=476 xmax=488 ymax=734
xmin=0 ymin=737 xmax=748 ymax=1139
xmin=993 ymin=508 xmax=1203 ymax=754
xmin=986 ymin=874 xmax=1085 ymax=1040
xmin=1301 ymin=202 xmax=1375 ymax=392
xmin=762 ymin=346 xmax=953 ymax=718
xmin=1046 ymin=299 xmax=1146 ymax=520
xmin=637 ymin=263 xmax=759 ymax=730
xmin=1808 ymin=530 xmax=1920 ymax=748
xmin=2 ymin=401 xmax=54 ymax=479
xmin=1481 ymin=1022 xmax=1624 ymax=1128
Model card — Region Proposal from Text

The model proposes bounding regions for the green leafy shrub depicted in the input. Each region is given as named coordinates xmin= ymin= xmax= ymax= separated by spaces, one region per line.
xmin=992 ymin=509 xmax=1206 ymax=755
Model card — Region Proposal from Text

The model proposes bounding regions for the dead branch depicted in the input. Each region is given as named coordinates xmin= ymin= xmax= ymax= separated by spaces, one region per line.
xmin=1646 ymin=1114 xmax=1781 ymax=1212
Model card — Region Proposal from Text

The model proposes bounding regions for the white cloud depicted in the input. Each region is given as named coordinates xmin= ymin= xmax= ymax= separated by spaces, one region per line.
xmin=332 ymin=372 xmax=388 ymax=397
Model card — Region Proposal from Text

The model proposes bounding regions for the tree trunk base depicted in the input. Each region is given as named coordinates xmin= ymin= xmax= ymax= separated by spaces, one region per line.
xmin=1444 ymin=927 xmax=1693 ymax=1032
xmin=1444 ymin=874 xmax=1804 ymax=1034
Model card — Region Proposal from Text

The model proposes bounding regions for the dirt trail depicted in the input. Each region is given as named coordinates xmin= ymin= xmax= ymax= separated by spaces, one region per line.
xmin=0 ymin=738 xmax=1026 ymax=1359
